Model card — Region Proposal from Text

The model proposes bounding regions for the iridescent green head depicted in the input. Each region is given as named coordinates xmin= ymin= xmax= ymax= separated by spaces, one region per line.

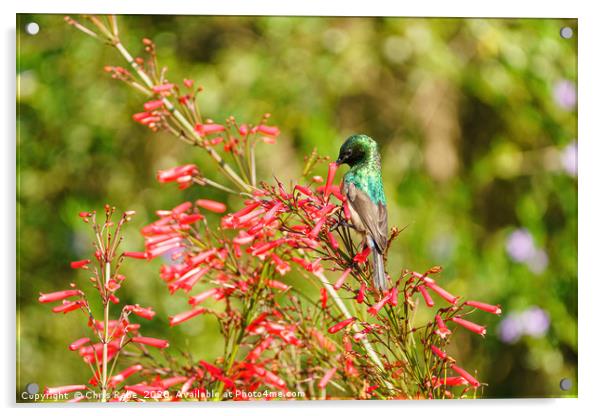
xmin=336 ymin=134 xmax=379 ymax=167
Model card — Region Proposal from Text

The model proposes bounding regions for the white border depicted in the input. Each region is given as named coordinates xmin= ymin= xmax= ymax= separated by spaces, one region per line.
xmin=4 ymin=1 xmax=601 ymax=415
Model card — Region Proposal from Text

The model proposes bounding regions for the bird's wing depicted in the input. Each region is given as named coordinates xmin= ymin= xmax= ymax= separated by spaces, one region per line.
xmin=345 ymin=182 xmax=388 ymax=253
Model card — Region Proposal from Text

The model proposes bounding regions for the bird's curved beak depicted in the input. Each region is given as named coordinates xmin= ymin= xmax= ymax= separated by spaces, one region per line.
xmin=335 ymin=157 xmax=343 ymax=166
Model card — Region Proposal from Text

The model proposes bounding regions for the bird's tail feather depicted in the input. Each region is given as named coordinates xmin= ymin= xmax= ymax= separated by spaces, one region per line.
xmin=369 ymin=238 xmax=387 ymax=291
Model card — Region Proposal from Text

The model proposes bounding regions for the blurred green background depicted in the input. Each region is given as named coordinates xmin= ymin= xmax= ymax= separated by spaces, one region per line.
xmin=17 ymin=15 xmax=577 ymax=399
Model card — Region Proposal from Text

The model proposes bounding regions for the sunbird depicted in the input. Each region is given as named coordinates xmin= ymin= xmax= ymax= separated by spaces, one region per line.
xmin=336 ymin=134 xmax=389 ymax=291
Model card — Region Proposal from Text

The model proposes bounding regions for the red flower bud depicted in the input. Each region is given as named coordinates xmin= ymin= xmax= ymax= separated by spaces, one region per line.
xmin=450 ymin=364 xmax=480 ymax=387
xmin=68 ymin=337 xmax=90 ymax=351
xmin=451 ymin=316 xmax=487 ymax=336
xmin=318 ymin=368 xmax=337 ymax=389
xmin=169 ymin=308 xmax=207 ymax=326
xmin=131 ymin=336 xmax=169 ymax=348
xmin=327 ymin=317 xmax=356 ymax=334
xmin=465 ymin=300 xmax=502 ymax=315
xmin=70 ymin=259 xmax=91 ymax=269
xmin=333 ymin=268 xmax=351 ymax=290
xmin=417 ymin=285 xmax=435 ymax=307
xmin=38 ymin=289 xmax=81 ymax=303
xmin=196 ymin=199 xmax=227 ymax=213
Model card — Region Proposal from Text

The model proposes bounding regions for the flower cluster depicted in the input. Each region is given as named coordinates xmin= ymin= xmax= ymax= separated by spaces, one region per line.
xmin=52 ymin=15 xmax=504 ymax=401
xmin=38 ymin=207 xmax=175 ymax=402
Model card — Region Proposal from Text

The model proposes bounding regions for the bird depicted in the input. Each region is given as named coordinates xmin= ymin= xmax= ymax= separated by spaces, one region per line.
xmin=336 ymin=134 xmax=389 ymax=291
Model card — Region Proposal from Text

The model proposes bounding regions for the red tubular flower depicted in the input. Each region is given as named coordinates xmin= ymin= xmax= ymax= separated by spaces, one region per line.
xmin=143 ymin=99 xmax=164 ymax=111
xmin=430 ymin=345 xmax=447 ymax=360
xmin=38 ymin=289 xmax=81 ymax=303
xmin=451 ymin=317 xmax=487 ymax=336
xmin=124 ymin=384 xmax=165 ymax=395
xmin=152 ymin=83 xmax=174 ymax=93
xmin=424 ymin=280 xmax=458 ymax=305
xmin=108 ymin=364 xmax=143 ymax=387
xmin=343 ymin=200 xmax=351 ymax=221
xmin=333 ymin=268 xmax=351 ymax=290
xmin=417 ymin=285 xmax=435 ymax=307
xmin=294 ymin=184 xmax=313 ymax=196
xmin=70 ymin=259 xmax=91 ymax=269
xmin=52 ymin=300 xmax=84 ymax=314
xmin=169 ymin=308 xmax=207 ymax=326
xmin=353 ymin=246 xmax=371 ymax=263
xmin=435 ymin=314 xmax=452 ymax=338
xmin=356 ymin=282 xmax=367 ymax=304
xmin=194 ymin=123 xmax=226 ymax=136
xmin=157 ymin=164 xmax=198 ymax=183
xmin=318 ymin=368 xmax=337 ymax=390
xmin=246 ymin=336 xmax=273 ymax=361
xmin=44 ymin=385 xmax=87 ymax=396
xmin=189 ymin=288 xmax=220 ymax=305
xmin=325 ymin=230 xmax=339 ymax=250
xmin=367 ymin=292 xmax=392 ymax=316
xmin=159 ymin=376 xmax=188 ymax=389
xmin=171 ymin=201 xmax=193 ymax=215
xmin=389 ymin=287 xmax=399 ymax=306
xmin=68 ymin=337 xmax=90 ymax=351
xmin=327 ymin=317 xmax=356 ymax=334
xmin=256 ymin=125 xmax=280 ymax=137
xmin=465 ymin=300 xmax=502 ymax=315
xmin=323 ymin=162 xmax=338 ymax=200
xmin=320 ymin=287 xmax=328 ymax=309
xmin=450 ymin=364 xmax=480 ymax=387
xmin=195 ymin=199 xmax=227 ymax=213
xmin=432 ymin=376 xmax=468 ymax=387
xmin=267 ymin=279 xmax=290 ymax=291
xmin=123 ymin=251 xmax=148 ymax=260
xmin=270 ymin=253 xmax=291 ymax=276
xmin=131 ymin=336 xmax=169 ymax=348
xmin=126 ymin=305 xmax=156 ymax=320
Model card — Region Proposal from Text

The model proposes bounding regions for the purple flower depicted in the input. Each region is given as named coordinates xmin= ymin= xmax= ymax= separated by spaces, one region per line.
xmin=527 ymin=249 xmax=549 ymax=275
xmin=561 ymin=141 xmax=578 ymax=177
xmin=506 ymin=229 xmax=536 ymax=263
xmin=497 ymin=306 xmax=551 ymax=344
xmin=521 ymin=307 xmax=550 ymax=337
xmin=498 ymin=313 xmax=523 ymax=344
xmin=553 ymin=79 xmax=577 ymax=110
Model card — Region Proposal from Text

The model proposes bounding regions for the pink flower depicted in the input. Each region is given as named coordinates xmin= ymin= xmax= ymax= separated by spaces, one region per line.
xmin=157 ymin=164 xmax=198 ymax=183
xmin=356 ymin=282 xmax=366 ymax=304
xmin=424 ymin=280 xmax=458 ymax=305
xmin=152 ymin=83 xmax=174 ymax=93
xmin=451 ymin=316 xmax=487 ymax=336
xmin=123 ymin=251 xmax=148 ymax=260
xmin=196 ymin=199 xmax=227 ymax=213
xmin=267 ymin=279 xmax=290 ymax=291
xmin=353 ymin=246 xmax=371 ymax=263
xmin=125 ymin=305 xmax=156 ymax=320
xmin=256 ymin=125 xmax=280 ymax=137
xmin=124 ymin=384 xmax=165 ymax=395
xmin=183 ymin=79 xmax=194 ymax=89
xmin=44 ymin=385 xmax=87 ymax=396
xmin=465 ymin=300 xmax=502 ymax=315
xmin=388 ymin=287 xmax=399 ymax=306
xmin=169 ymin=308 xmax=207 ymax=326
xmin=435 ymin=314 xmax=452 ymax=338
xmin=270 ymin=253 xmax=291 ymax=275
xmin=432 ymin=376 xmax=468 ymax=387
xmin=450 ymin=364 xmax=480 ymax=387
xmin=68 ymin=337 xmax=90 ymax=351
xmin=143 ymin=99 xmax=164 ymax=111
xmin=194 ymin=123 xmax=226 ymax=136
xmin=108 ymin=364 xmax=143 ymax=387
xmin=320 ymin=287 xmax=328 ymax=309
xmin=318 ymin=368 xmax=337 ymax=389
xmin=131 ymin=336 xmax=169 ymax=349
xmin=417 ymin=285 xmax=435 ymax=307
xmin=52 ymin=300 xmax=84 ymax=314
xmin=430 ymin=345 xmax=447 ymax=360
xmin=189 ymin=288 xmax=220 ymax=305
xmin=327 ymin=317 xmax=356 ymax=334
xmin=38 ymin=289 xmax=81 ymax=303
xmin=323 ymin=163 xmax=338 ymax=200
xmin=70 ymin=259 xmax=91 ymax=269
xmin=326 ymin=230 xmax=339 ymax=250
xmin=367 ymin=292 xmax=392 ymax=316
xmin=333 ymin=268 xmax=351 ymax=290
